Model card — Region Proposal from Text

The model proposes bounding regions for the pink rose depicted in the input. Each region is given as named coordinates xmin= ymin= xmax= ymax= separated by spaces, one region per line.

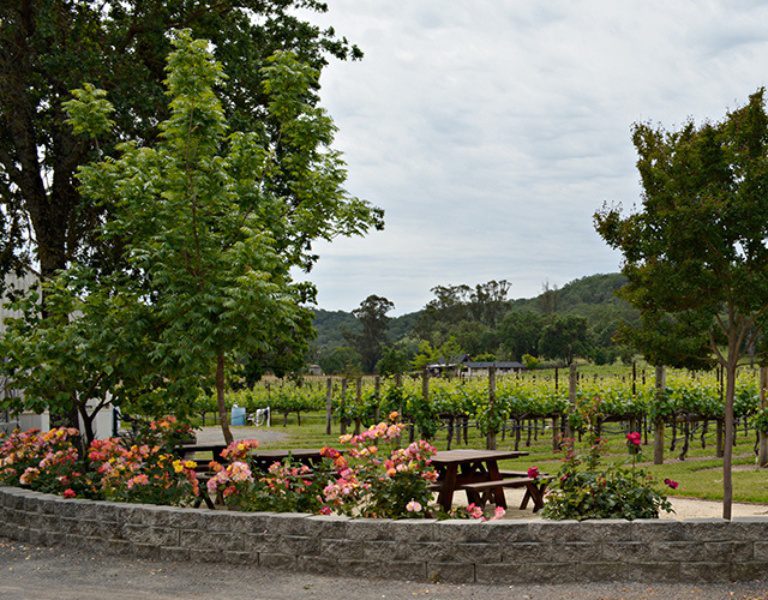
xmin=664 ymin=478 xmax=679 ymax=490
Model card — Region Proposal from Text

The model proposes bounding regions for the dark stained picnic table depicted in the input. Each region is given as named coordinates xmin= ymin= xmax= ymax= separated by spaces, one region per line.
xmin=430 ymin=449 xmax=529 ymax=511
xmin=175 ymin=445 xmax=326 ymax=472
xmin=248 ymin=448 xmax=326 ymax=472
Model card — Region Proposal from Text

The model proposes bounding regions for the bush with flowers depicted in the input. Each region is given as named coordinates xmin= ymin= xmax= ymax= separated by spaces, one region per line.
xmin=0 ymin=427 xmax=88 ymax=498
xmin=208 ymin=413 xmax=447 ymax=518
xmin=1 ymin=416 xmax=199 ymax=504
xmin=321 ymin=415 xmax=439 ymax=518
xmin=542 ymin=397 xmax=674 ymax=521
xmin=88 ymin=438 xmax=199 ymax=505
xmin=204 ymin=438 xmax=331 ymax=513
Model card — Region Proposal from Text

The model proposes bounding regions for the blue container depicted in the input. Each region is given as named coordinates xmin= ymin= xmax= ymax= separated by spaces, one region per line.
xmin=230 ymin=405 xmax=246 ymax=426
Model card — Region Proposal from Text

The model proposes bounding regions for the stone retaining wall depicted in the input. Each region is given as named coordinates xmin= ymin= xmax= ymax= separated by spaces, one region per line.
xmin=2 ymin=486 xmax=767 ymax=583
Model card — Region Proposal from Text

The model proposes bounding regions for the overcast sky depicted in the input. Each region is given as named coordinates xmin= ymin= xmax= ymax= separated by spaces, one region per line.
xmin=294 ymin=0 xmax=768 ymax=315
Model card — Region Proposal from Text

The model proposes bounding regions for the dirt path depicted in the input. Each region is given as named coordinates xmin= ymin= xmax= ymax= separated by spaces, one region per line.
xmin=2 ymin=538 xmax=767 ymax=600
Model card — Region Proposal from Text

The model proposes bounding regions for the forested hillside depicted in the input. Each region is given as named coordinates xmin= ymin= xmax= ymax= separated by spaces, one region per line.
xmin=310 ymin=273 xmax=638 ymax=373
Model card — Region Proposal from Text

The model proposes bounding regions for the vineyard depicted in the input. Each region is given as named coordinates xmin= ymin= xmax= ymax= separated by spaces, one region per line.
xmin=196 ymin=364 xmax=768 ymax=466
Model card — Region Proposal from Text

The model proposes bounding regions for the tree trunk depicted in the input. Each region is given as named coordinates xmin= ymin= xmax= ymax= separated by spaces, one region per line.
xmin=216 ymin=353 xmax=233 ymax=445
xmin=723 ymin=358 xmax=737 ymax=520
xmin=75 ymin=401 xmax=92 ymax=455
xmin=759 ymin=366 xmax=768 ymax=468
xmin=653 ymin=365 xmax=666 ymax=464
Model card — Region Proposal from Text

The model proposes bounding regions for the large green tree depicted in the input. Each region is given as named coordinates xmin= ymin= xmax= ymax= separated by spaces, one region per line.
xmin=499 ymin=309 xmax=545 ymax=359
xmin=538 ymin=315 xmax=590 ymax=366
xmin=345 ymin=295 xmax=395 ymax=373
xmin=0 ymin=1 xmax=361 ymax=285
xmin=595 ymin=89 xmax=768 ymax=519
xmin=33 ymin=31 xmax=381 ymax=444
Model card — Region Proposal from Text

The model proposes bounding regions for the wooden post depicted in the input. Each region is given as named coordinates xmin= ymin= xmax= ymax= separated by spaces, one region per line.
xmin=373 ymin=376 xmax=381 ymax=422
xmin=395 ymin=372 xmax=403 ymax=417
xmin=759 ymin=366 xmax=768 ymax=467
xmin=554 ymin=367 xmax=559 ymax=392
xmin=632 ymin=362 xmax=637 ymax=396
xmin=417 ymin=369 xmax=429 ymax=442
xmin=354 ymin=377 xmax=363 ymax=435
xmin=340 ymin=378 xmax=348 ymax=435
xmin=653 ymin=365 xmax=666 ymax=465
xmin=324 ymin=377 xmax=332 ymax=435
xmin=564 ymin=363 xmax=577 ymax=439
xmin=487 ymin=366 xmax=497 ymax=450
xmin=552 ymin=414 xmax=560 ymax=451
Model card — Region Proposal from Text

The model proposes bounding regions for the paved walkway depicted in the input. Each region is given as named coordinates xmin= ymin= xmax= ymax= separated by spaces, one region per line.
xmin=2 ymin=538 xmax=767 ymax=600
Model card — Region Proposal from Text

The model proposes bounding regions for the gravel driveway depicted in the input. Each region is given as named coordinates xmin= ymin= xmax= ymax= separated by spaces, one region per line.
xmin=2 ymin=537 xmax=768 ymax=600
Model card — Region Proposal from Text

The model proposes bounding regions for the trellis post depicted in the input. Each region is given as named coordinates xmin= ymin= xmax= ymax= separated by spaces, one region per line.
xmin=487 ymin=366 xmax=497 ymax=450
xmin=354 ymin=378 xmax=363 ymax=434
xmin=324 ymin=377 xmax=332 ymax=435
xmin=653 ymin=365 xmax=666 ymax=465
xmin=339 ymin=378 xmax=348 ymax=435
xmin=373 ymin=376 xmax=381 ymax=422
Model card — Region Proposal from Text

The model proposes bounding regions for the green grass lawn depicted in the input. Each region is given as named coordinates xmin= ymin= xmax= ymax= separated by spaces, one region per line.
xmin=227 ymin=411 xmax=768 ymax=505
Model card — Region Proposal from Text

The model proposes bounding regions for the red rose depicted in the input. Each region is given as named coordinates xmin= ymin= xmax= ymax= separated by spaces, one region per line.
xmin=664 ymin=478 xmax=679 ymax=490
xmin=626 ymin=432 xmax=642 ymax=446
xmin=527 ymin=466 xmax=540 ymax=479
xmin=62 ymin=488 xmax=76 ymax=499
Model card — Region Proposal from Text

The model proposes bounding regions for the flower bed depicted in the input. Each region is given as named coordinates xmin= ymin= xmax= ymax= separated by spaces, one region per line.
xmin=0 ymin=414 xmax=504 ymax=521
xmin=2 ymin=413 xmax=767 ymax=583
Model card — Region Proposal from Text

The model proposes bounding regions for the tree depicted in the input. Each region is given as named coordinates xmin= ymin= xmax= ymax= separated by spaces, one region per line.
xmin=375 ymin=343 xmax=413 ymax=376
xmin=411 ymin=337 xmax=464 ymax=372
xmin=0 ymin=270 xmax=154 ymax=445
xmin=414 ymin=280 xmax=511 ymax=341
xmin=345 ymin=295 xmax=395 ymax=373
xmin=500 ymin=309 xmax=545 ymax=359
xmin=318 ymin=346 xmax=362 ymax=376
xmin=538 ymin=315 xmax=590 ymax=366
xmin=595 ymin=89 xmax=768 ymax=519
xmin=0 ymin=1 xmax=361 ymax=285
xmin=58 ymin=31 xmax=381 ymax=444
xmin=539 ymin=281 xmax=559 ymax=314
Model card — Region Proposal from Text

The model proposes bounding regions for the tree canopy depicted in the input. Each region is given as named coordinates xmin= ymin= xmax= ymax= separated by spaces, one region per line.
xmin=1 ymin=30 xmax=382 ymax=444
xmin=345 ymin=295 xmax=394 ymax=373
xmin=595 ymin=89 xmax=768 ymax=519
xmin=0 ymin=0 xmax=363 ymax=284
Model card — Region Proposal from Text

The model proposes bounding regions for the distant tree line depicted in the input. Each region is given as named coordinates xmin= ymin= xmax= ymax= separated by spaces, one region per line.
xmin=313 ymin=273 xmax=639 ymax=375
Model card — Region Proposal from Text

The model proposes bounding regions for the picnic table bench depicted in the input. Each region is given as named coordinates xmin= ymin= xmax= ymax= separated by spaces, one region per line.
xmin=460 ymin=472 xmax=551 ymax=512
xmin=429 ymin=449 xmax=530 ymax=511
xmin=174 ymin=445 xmax=327 ymax=509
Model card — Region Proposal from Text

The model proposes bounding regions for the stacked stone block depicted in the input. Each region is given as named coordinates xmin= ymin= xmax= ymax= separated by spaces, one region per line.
xmin=2 ymin=487 xmax=766 ymax=583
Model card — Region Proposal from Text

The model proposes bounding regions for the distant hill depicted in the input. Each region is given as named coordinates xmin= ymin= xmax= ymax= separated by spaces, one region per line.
xmin=311 ymin=272 xmax=636 ymax=354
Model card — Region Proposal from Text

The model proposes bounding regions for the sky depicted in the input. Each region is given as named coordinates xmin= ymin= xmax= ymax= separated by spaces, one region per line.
xmin=294 ymin=0 xmax=768 ymax=315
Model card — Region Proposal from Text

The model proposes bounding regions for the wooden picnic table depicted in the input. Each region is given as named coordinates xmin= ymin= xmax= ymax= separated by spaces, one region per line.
xmin=175 ymin=445 xmax=326 ymax=471
xmin=175 ymin=443 xmax=227 ymax=463
xmin=249 ymin=448 xmax=326 ymax=472
xmin=430 ymin=449 xmax=529 ymax=511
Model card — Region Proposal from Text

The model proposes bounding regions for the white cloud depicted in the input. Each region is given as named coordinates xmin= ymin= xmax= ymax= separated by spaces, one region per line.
xmin=294 ymin=0 xmax=768 ymax=314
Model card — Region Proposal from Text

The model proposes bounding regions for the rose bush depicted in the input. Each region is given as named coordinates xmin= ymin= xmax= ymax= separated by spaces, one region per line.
xmin=208 ymin=414 xmax=448 ymax=518
xmin=543 ymin=397 xmax=674 ymax=521
xmin=1 ymin=417 xmax=199 ymax=504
